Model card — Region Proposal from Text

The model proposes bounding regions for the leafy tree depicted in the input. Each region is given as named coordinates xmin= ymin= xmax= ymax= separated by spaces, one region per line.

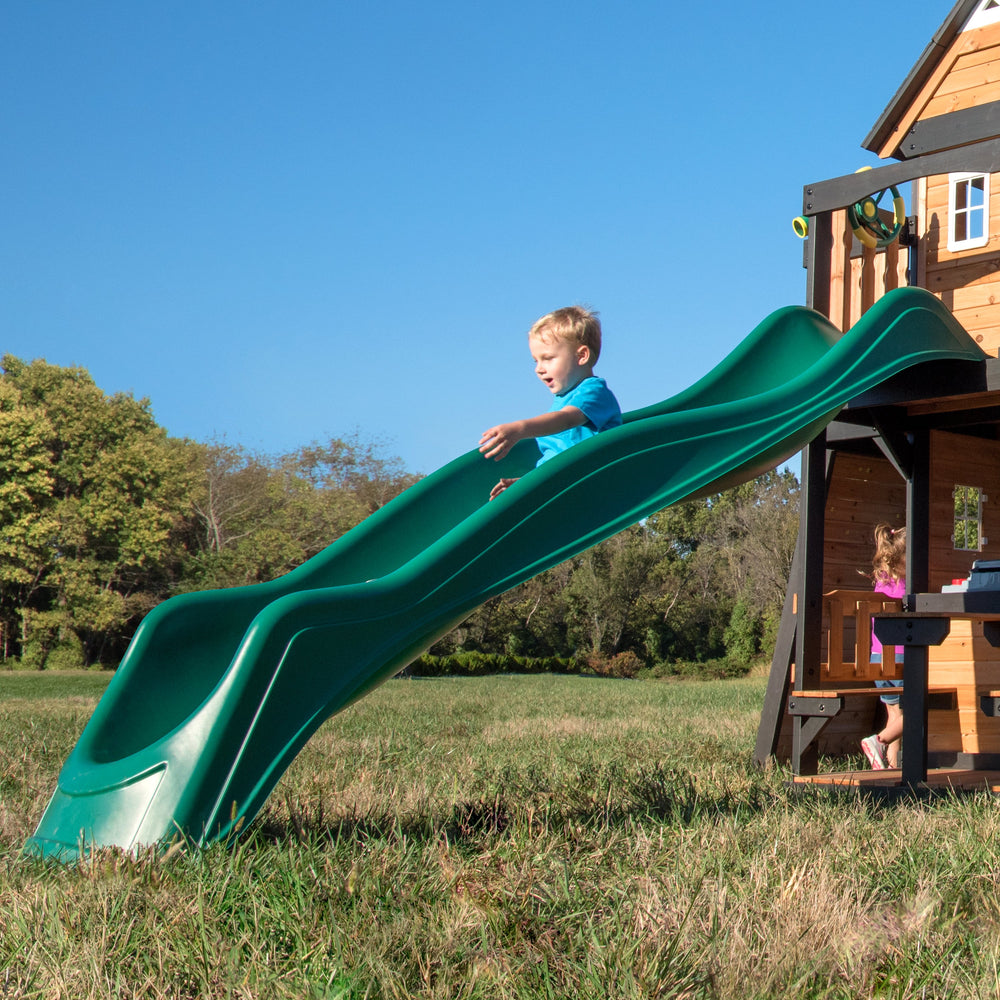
xmin=706 ymin=469 xmax=799 ymax=615
xmin=633 ymin=471 xmax=799 ymax=665
xmin=187 ymin=441 xmax=272 ymax=556
xmin=564 ymin=526 xmax=665 ymax=656
xmin=0 ymin=355 xmax=198 ymax=666
xmin=289 ymin=432 xmax=421 ymax=515
xmin=0 ymin=379 xmax=56 ymax=659
xmin=430 ymin=561 xmax=575 ymax=658
xmin=182 ymin=435 xmax=419 ymax=590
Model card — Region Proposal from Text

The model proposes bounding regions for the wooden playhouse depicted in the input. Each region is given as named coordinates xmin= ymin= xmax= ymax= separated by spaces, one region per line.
xmin=754 ymin=0 xmax=1000 ymax=788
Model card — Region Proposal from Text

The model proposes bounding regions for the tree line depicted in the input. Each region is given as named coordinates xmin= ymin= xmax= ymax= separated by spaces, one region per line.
xmin=0 ymin=354 xmax=798 ymax=673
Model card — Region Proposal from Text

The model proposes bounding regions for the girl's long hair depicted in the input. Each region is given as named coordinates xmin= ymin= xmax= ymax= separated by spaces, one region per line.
xmin=872 ymin=522 xmax=906 ymax=584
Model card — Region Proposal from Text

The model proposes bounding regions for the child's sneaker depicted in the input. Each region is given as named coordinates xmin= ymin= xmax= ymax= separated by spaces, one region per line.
xmin=861 ymin=734 xmax=888 ymax=770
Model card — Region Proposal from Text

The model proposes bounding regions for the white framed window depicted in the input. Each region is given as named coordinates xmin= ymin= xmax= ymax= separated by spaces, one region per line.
xmin=948 ymin=172 xmax=990 ymax=251
xmin=966 ymin=0 xmax=1000 ymax=31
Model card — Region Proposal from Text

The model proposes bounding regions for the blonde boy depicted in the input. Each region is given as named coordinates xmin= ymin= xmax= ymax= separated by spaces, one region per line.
xmin=479 ymin=306 xmax=621 ymax=499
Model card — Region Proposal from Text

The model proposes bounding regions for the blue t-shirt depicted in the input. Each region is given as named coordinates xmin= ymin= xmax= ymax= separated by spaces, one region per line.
xmin=536 ymin=376 xmax=622 ymax=466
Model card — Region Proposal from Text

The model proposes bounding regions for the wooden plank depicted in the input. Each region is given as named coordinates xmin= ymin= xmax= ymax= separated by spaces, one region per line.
xmin=848 ymin=257 xmax=863 ymax=331
xmin=860 ymin=248 xmax=877 ymax=316
xmin=792 ymin=768 xmax=1000 ymax=792
xmin=947 ymin=311 xmax=1000 ymax=349
xmin=918 ymin=22 xmax=1000 ymax=120
xmin=915 ymin=177 xmax=928 ymax=289
xmin=929 ymin=431 xmax=1000 ymax=591
xmin=827 ymin=209 xmax=851 ymax=331
xmin=920 ymin=229 xmax=1000 ymax=268
xmin=792 ymin=688 xmax=900 ymax=698
xmin=926 ymin=54 xmax=1000 ymax=104
xmin=907 ymin=384 xmax=997 ymax=416
xmin=875 ymin=29 xmax=976 ymax=157
xmin=935 ymin=279 xmax=1000 ymax=311
xmin=949 ymin=32 xmax=1000 ymax=73
xmin=924 ymin=610 xmax=1000 ymax=754
xmin=925 ymin=259 xmax=1000 ymax=297
xmin=927 ymin=710 xmax=963 ymax=751
xmin=924 ymin=74 xmax=1000 ymax=121
xmin=822 ymin=455 xmax=903 ymax=620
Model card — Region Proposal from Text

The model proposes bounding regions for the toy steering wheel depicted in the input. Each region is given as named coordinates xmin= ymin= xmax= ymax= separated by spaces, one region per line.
xmin=847 ymin=169 xmax=906 ymax=249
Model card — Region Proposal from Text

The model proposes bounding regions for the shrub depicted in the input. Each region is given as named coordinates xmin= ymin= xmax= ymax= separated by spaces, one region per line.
xmin=20 ymin=631 xmax=86 ymax=671
xmin=723 ymin=600 xmax=762 ymax=667
xmin=638 ymin=656 xmax=752 ymax=681
xmin=584 ymin=650 xmax=644 ymax=679
xmin=404 ymin=653 xmax=581 ymax=677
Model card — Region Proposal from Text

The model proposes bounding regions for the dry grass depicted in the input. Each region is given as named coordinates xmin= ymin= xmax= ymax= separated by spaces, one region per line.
xmin=4 ymin=671 xmax=1000 ymax=998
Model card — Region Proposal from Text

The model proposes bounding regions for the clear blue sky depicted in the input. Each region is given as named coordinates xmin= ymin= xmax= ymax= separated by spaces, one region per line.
xmin=2 ymin=1 xmax=949 ymax=475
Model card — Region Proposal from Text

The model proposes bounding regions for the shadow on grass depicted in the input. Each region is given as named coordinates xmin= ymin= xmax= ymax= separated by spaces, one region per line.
xmin=250 ymin=762 xmax=794 ymax=848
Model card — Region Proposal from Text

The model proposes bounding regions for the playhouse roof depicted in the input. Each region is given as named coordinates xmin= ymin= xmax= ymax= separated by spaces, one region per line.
xmin=863 ymin=0 xmax=982 ymax=158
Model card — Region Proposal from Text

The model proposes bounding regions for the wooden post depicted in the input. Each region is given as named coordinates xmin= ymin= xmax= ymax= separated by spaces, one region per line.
xmin=796 ymin=431 xmax=828 ymax=690
xmin=753 ymin=538 xmax=800 ymax=766
xmin=902 ymin=428 xmax=931 ymax=784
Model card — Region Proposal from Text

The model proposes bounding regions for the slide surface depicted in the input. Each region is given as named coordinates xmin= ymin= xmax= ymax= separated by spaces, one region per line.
xmin=26 ymin=287 xmax=986 ymax=859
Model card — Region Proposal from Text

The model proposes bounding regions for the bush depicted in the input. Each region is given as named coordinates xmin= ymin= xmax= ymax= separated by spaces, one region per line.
xmin=584 ymin=650 xmax=644 ymax=679
xmin=404 ymin=652 xmax=581 ymax=677
xmin=723 ymin=600 xmax=762 ymax=667
xmin=20 ymin=632 xmax=86 ymax=671
xmin=639 ymin=656 xmax=752 ymax=681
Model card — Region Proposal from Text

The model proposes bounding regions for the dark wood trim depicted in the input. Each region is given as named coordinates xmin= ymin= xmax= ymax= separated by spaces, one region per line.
xmin=902 ymin=428 xmax=931 ymax=783
xmin=795 ymin=433 xmax=828 ymax=693
xmin=803 ymin=138 xmax=1000 ymax=216
xmin=753 ymin=537 xmax=800 ymax=767
xmin=905 ymin=100 xmax=1000 ymax=157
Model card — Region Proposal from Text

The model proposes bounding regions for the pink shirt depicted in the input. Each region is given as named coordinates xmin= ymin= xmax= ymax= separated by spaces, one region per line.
xmin=871 ymin=576 xmax=906 ymax=655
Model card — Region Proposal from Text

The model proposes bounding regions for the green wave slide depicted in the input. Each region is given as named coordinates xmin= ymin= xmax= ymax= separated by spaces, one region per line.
xmin=25 ymin=287 xmax=985 ymax=861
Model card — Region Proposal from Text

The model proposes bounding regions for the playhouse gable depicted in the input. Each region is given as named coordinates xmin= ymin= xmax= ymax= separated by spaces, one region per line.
xmin=865 ymin=0 xmax=1000 ymax=160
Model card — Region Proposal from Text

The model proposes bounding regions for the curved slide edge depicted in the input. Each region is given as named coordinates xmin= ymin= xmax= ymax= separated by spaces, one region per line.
xmin=25 ymin=288 xmax=985 ymax=860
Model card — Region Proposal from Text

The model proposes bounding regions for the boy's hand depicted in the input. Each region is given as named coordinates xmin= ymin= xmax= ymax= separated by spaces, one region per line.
xmin=479 ymin=421 xmax=524 ymax=461
xmin=489 ymin=478 xmax=518 ymax=500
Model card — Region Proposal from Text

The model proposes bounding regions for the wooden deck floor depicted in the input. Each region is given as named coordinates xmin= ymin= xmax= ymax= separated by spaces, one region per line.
xmin=792 ymin=768 xmax=1000 ymax=794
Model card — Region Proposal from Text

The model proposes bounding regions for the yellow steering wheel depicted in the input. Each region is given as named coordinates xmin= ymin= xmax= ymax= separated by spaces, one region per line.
xmin=847 ymin=167 xmax=906 ymax=249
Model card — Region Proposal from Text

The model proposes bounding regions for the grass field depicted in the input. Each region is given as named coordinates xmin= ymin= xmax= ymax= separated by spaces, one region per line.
xmin=3 ymin=669 xmax=1000 ymax=999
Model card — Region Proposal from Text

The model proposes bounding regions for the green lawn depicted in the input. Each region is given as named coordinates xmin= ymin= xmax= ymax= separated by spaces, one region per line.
xmin=2 ymin=671 xmax=1000 ymax=998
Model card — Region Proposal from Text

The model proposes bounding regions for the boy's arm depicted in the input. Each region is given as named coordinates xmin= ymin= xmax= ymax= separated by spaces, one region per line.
xmin=479 ymin=406 xmax=586 ymax=461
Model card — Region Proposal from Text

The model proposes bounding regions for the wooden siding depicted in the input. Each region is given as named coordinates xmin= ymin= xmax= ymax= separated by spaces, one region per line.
xmin=928 ymin=429 xmax=1000 ymax=589
xmin=926 ymin=619 xmax=1000 ymax=754
xmin=822 ymin=451 xmax=905 ymax=593
xmin=873 ymin=21 xmax=1000 ymax=159
xmin=919 ymin=171 xmax=1000 ymax=353
xmin=922 ymin=22 xmax=1000 ymax=121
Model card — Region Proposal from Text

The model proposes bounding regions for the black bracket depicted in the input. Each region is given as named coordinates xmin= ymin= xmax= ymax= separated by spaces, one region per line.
xmin=873 ymin=616 xmax=951 ymax=647
xmin=900 ymin=215 xmax=919 ymax=248
xmin=981 ymin=696 xmax=1000 ymax=717
xmin=983 ymin=621 xmax=1000 ymax=647
xmin=787 ymin=696 xmax=844 ymax=717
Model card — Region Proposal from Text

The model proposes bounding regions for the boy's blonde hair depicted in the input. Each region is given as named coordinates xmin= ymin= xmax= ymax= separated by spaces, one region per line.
xmin=529 ymin=306 xmax=602 ymax=363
